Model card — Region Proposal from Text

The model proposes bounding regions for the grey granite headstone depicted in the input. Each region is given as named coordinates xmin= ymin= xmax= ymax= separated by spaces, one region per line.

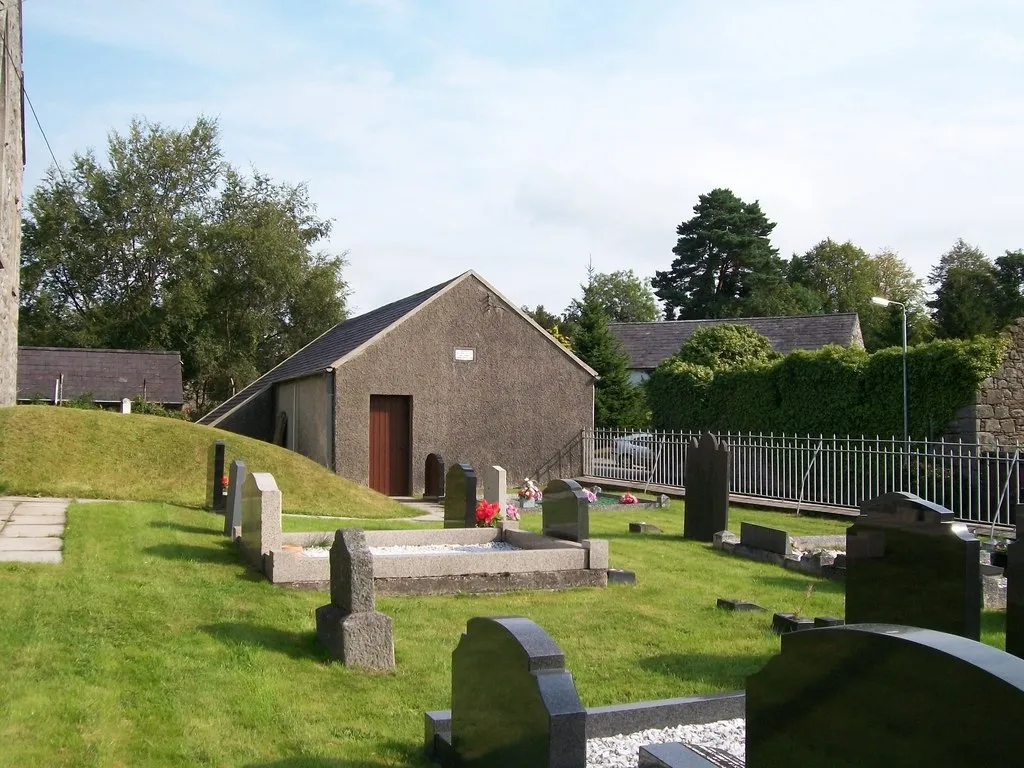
xmin=450 ymin=616 xmax=586 ymax=767
xmin=484 ymin=465 xmax=507 ymax=508
xmin=746 ymin=623 xmax=1024 ymax=766
xmin=315 ymin=528 xmax=395 ymax=670
xmin=424 ymin=453 xmax=446 ymax=501
xmin=1006 ymin=505 xmax=1024 ymax=659
xmin=239 ymin=472 xmax=281 ymax=572
xmin=740 ymin=522 xmax=791 ymax=556
xmin=223 ymin=459 xmax=246 ymax=539
xmin=542 ymin=479 xmax=590 ymax=543
xmin=443 ymin=464 xmax=477 ymax=529
xmin=683 ymin=433 xmax=729 ymax=542
xmin=207 ymin=440 xmax=226 ymax=512
xmin=846 ymin=491 xmax=981 ymax=639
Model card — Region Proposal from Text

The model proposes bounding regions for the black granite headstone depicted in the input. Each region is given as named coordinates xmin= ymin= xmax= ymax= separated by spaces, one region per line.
xmin=223 ymin=459 xmax=246 ymax=538
xmin=424 ymin=453 xmax=446 ymax=501
xmin=207 ymin=440 xmax=226 ymax=512
xmin=846 ymin=491 xmax=981 ymax=639
xmin=450 ymin=616 xmax=586 ymax=767
xmin=1005 ymin=505 xmax=1024 ymax=659
xmin=541 ymin=479 xmax=590 ymax=543
xmin=683 ymin=433 xmax=729 ymax=542
xmin=443 ymin=464 xmax=476 ymax=529
xmin=740 ymin=522 xmax=791 ymax=556
xmin=746 ymin=623 xmax=1024 ymax=766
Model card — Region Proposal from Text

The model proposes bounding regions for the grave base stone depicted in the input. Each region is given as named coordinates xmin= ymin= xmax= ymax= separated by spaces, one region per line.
xmin=608 ymin=568 xmax=637 ymax=585
xmin=717 ymin=598 xmax=765 ymax=612
xmin=771 ymin=613 xmax=814 ymax=634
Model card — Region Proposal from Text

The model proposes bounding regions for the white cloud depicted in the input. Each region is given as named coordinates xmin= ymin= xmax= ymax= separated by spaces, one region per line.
xmin=23 ymin=0 xmax=1024 ymax=317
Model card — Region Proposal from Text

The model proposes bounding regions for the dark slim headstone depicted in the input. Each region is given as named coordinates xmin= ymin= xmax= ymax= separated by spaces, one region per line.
xmin=207 ymin=440 xmax=226 ymax=512
xmin=443 ymin=464 xmax=476 ymax=529
xmin=746 ymin=623 xmax=1024 ymax=766
xmin=740 ymin=522 xmax=791 ymax=556
xmin=450 ymin=616 xmax=586 ymax=767
xmin=1005 ymin=505 xmax=1024 ymax=659
xmin=846 ymin=491 xmax=981 ymax=639
xmin=683 ymin=433 xmax=729 ymax=542
xmin=424 ymin=453 xmax=446 ymax=501
xmin=223 ymin=459 xmax=246 ymax=538
xmin=541 ymin=479 xmax=590 ymax=543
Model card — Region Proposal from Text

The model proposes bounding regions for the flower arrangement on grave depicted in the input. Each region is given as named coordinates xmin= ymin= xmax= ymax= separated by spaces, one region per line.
xmin=475 ymin=499 xmax=501 ymax=527
xmin=619 ymin=492 xmax=638 ymax=504
xmin=584 ymin=489 xmax=597 ymax=503
xmin=517 ymin=478 xmax=542 ymax=502
xmin=504 ymin=503 xmax=520 ymax=521
xmin=222 ymin=474 xmax=229 ymax=496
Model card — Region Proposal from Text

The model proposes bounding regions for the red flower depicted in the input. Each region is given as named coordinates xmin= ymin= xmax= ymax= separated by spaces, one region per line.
xmin=475 ymin=499 xmax=500 ymax=526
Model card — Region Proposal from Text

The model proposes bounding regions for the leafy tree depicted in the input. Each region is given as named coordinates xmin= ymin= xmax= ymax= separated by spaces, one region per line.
xmin=927 ymin=239 xmax=1002 ymax=339
xmin=676 ymin=325 xmax=780 ymax=371
xmin=995 ymin=250 xmax=1024 ymax=322
xmin=564 ymin=269 xmax=661 ymax=324
xmin=522 ymin=304 xmax=560 ymax=331
xmin=653 ymin=188 xmax=781 ymax=319
xmin=20 ymin=117 xmax=349 ymax=414
xmin=571 ymin=268 xmax=648 ymax=429
xmin=733 ymin=271 xmax=824 ymax=317
xmin=789 ymin=239 xmax=878 ymax=313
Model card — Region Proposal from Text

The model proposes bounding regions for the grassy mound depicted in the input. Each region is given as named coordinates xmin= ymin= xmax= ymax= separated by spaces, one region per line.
xmin=0 ymin=406 xmax=408 ymax=517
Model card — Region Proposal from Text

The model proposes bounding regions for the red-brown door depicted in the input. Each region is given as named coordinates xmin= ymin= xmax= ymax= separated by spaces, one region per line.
xmin=369 ymin=395 xmax=411 ymax=496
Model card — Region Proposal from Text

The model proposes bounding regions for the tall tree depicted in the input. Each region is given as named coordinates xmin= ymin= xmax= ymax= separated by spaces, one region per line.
xmin=564 ymin=269 xmax=661 ymax=325
xmin=927 ymin=239 xmax=1002 ymax=339
xmin=995 ymin=250 xmax=1024 ymax=322
xmin=571 ymin=267 xmax=648 ymax=429
xmin=788 ymin=239 xmax=878 ymax=313
xmin=20 ymin=117 xmax=349 ymax=414
xmin=522 ymin=304 xmax=560 ymax=331
xmin=653 ymin=188 xmax=781 ymax=319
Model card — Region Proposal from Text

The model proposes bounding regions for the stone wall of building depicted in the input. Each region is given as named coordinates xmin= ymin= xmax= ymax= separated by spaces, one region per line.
xmin=0 ymin=0 xmax=22 ymax=406
xmin=948 ymin=319 xmax=1024 ymax=447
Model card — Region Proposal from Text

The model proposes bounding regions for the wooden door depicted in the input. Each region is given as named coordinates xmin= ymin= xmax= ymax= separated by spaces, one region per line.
xmin=369 ymin=395 xmax=411 ymax=496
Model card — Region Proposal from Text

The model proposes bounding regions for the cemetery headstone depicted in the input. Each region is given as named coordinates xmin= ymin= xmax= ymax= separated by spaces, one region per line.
xmin=484 ymin=465 xmax=507 ymax=508
xmin=223 ymin=459 xmax=246 ymax=539
xmin=207 ymin=440 xmax=227 ymax=512
xmin=443 ymin=464 xmax=477 ymax=529
xmin=424 ymin=453 xmax=446 ymax=500
xmin=746 ymin=623 xmax=1024 ymax=766
xmin=683 ymin=432 xmax=729 ymax=542
xmin=315 ymin=529 xmax=395 ymax=670
xmin=239 ymin=472 xmax=281 ymax=571
xmin=450 ymin=616 xmax=586 ymax=767
xmin=121 ymin=398 xmax=131 ymax=414
xmin=1006 ymin=505 xmax=1024 ymax=658
xmin=846 ymin=491 xmax=981 ymax=639
xmin=740 ymin=522 xmax=791 ymax=556
xmin=542 ymin=478 xmax=590 ymax=543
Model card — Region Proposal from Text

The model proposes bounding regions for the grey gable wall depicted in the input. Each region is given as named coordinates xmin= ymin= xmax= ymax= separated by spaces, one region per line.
xmin=332 ymin=275 xmax=595 ymax=493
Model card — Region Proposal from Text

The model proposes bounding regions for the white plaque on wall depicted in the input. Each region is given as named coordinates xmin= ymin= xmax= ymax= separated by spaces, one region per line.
xmin=454 ymin=348 xmax=475 ymax=362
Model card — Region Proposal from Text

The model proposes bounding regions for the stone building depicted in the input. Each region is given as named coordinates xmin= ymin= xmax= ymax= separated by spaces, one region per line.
xmin=199 ymin=271 xmax=597 ymax=496
xmin=0 ymin=0 xmax=22 ymax=406
xmin=950 ymin=318 xmax=1024 ymax=447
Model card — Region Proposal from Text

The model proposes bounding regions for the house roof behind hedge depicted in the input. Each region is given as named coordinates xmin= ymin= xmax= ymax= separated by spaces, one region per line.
xmin=17 ymin=347 xmax=184 ymax=404
xmin=609 ymin=313 xmax=863 ymax=371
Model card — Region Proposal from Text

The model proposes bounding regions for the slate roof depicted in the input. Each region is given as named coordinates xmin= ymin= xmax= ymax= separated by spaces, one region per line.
xmin=198 ymin=275 xmax=460 ymax=425
xmin=609 ymin=313 xmax=863 ymax=371
xmin=17 ymin=347 xmax=184 ymax=405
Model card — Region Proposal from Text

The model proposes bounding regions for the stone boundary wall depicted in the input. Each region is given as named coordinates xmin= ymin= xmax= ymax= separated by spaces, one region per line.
xmin=949 ymin=318 xmax=1024 ymax=446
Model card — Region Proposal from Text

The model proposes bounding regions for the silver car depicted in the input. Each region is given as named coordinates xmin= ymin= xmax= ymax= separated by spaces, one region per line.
xmin=612 ymin=433 xmax=656 ymax=467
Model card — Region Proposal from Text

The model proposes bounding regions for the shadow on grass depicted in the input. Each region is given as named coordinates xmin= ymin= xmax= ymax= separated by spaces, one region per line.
xmin=201 ymin=621 xmax=332 ymax=663
xmin=148 ymin=520 xmax=220 ymax=536
xmin=244 ymin=740 xmax=430 ymax=767
xmin=983 ymin=610 xmax=1006 ymax=636
xmin=751 ymin=573 xmax=844 ymax=594
xmin=143 ymin=541 xmax=238 ymax=565
xmin=638 ymin=651 xmax=772 ymax=689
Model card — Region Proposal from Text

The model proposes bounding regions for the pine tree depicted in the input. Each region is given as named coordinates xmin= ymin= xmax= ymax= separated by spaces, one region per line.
xmin=572 ymin=267 xmax=648 ymax=428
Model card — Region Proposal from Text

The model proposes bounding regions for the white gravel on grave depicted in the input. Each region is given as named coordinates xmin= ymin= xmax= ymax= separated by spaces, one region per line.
xmin=300 ymin=542 xmax=522 ymax=558
xmin=586 ymin=718 xmax=745 ymax=768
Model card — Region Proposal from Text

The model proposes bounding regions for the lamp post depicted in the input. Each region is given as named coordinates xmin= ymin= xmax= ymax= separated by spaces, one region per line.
xmin=871 ymin=296 xmax=909 ymax=469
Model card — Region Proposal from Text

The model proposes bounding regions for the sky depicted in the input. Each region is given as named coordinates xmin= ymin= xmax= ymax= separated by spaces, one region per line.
xmin=23 ymin=0 xmax=1024 ymax=317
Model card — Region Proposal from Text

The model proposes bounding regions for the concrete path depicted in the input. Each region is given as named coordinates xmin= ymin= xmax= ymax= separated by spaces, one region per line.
xmin=0 ymin=497 xmax=71 ymax=564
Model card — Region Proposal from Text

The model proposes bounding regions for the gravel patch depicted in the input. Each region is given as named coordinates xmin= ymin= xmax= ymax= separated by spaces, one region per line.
xmin=586 ymin=718 xmax=745 ymax=768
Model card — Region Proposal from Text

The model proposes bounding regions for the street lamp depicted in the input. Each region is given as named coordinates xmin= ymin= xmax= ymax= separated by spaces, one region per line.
xmin=871 ymin=296 xmax=909 ymax=466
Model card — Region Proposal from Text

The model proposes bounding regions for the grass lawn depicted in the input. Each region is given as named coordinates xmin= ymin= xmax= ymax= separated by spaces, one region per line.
xmin=0 ymin=501 xmax=1006 ymax=766
xmin=0 ymin=406 xmax=407 ymax=518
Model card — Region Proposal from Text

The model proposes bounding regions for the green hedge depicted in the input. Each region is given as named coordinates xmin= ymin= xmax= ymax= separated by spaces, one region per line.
xmin=648 ymin=337 xmax=1007 ymax=438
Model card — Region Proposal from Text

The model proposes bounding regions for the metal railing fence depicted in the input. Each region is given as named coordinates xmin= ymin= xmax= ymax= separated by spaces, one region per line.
xmin=581 ymin=429 xmax=1023 ymax=527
